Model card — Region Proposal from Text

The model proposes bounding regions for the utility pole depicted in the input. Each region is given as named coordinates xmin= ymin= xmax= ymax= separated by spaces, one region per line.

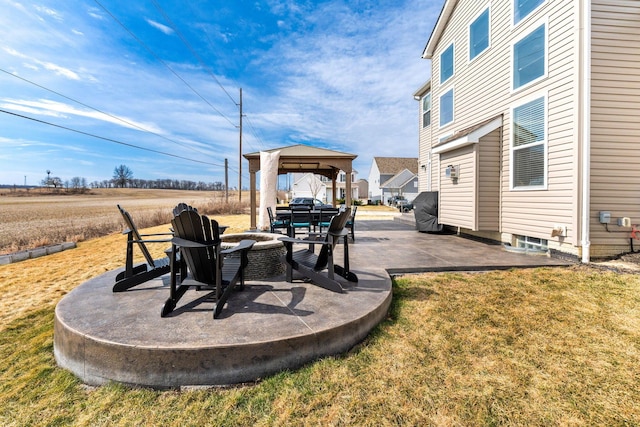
xmin=225 ymin=158 xmax=229 ymax=203
xmin=238 ymin=88 xmax=243 ymax=203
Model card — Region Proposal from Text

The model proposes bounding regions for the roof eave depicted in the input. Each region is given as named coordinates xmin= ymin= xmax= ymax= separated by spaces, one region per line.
xmin=422 ymin=0 xmax=458 ymax=59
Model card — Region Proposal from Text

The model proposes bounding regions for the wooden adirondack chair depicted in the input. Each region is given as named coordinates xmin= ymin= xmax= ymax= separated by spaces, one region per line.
xmin=162 ymin=209 xmax=255 ymax=319
xmin=279 ymin=208 xmax=358 ymax=293
xmin=113 ymin=204 xmax=172 ymax=292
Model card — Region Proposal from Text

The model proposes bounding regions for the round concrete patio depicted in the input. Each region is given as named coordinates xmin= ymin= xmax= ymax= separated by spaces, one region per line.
xmin=54 ymin=265 xmax=392 ymax=389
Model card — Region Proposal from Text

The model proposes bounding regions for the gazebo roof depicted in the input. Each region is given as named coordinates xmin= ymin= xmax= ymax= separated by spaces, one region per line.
xmin=244 ymin=144 xmax=357 ymax=177
xmin=243 ymin=144 xmax=358 ymax=229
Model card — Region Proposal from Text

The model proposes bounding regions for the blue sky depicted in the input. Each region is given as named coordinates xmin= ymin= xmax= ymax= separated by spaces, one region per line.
xmin=0 ymin=0 xmax=440 ymax=187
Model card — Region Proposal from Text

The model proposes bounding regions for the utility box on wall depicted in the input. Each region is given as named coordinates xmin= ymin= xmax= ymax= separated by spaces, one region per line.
xmin=445 ymin=165 xmax=459 ymax=179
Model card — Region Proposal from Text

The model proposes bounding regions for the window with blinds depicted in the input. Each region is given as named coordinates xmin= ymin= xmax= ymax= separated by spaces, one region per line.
xmin=512 ymin=95 xmax=546 ymax=189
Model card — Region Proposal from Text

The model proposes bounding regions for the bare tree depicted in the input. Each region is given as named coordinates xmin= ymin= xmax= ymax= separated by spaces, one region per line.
xmin=113 ymin=164 xmax=133 ymax=188
xmin=308 ymin=174 xmax=324 ymax=201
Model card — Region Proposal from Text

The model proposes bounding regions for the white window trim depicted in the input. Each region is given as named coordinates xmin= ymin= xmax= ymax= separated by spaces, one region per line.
xmin=422 ymin=92 xmax=432 ymax=128
xmin=468 ymin=4 xmax=491 ymax=63
xmin=510 ymin=18 xmax=548 ymax=93
xmin=512 ymin=0 xmax=547 ymax=28
xmin=439 ymin=42 xmax=455 ymax=85
xmin=438 ymin=86 xmax=455 ymax=129
xmin=509 ymin=91 xmax=548 ymax=191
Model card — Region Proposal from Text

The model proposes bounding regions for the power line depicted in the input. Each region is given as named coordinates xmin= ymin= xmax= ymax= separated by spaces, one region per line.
xmin=93 ymin=0 xmax=237 ymax=128
xmin=0 ymin=68 xmax=217 ymax=158
xmin=0 ymin=108 xmax=226 ymax=167
xmin=150 ymin=0 xmax=238 ymax=107
xmin=243 ymin=115 xmax=267 ymax=152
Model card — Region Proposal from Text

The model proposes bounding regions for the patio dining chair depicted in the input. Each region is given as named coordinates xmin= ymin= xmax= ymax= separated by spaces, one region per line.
xmin=267 ymin=206 xmax=289 ymax=234
xmin=288 ymin=206 xmax=312 ymax=238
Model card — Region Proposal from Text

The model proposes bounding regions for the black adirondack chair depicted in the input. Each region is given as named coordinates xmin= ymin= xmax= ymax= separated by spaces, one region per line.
xmin=162 ymin=209 xmax=255 ymax=319
xmin=279 ymin=208 xmax=358 ymax=293
xmin=172 ymin=202 xmax=197 ymax=216
xmin=113 ymin=204 xmax=172 ymax=292
xmin=345 ymin=205 xmax=357 ymax=241
xmin=315 ymin=207 xmax=340 ymax=233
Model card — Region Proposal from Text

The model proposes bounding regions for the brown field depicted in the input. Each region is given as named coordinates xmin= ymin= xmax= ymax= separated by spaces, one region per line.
xmin=0 ymin=188 xmax=247 ymax=254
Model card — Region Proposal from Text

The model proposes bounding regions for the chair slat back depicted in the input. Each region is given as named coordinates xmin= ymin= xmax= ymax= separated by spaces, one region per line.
xmin=315 ymin=208 xmax=350 ymax=269
xmin=172 ymin=210 xmax=221 ymax=285
xmin=117 ymin=204 xmax=155 ymax=267
xmin=290 ymin=207 xmax=311 ymax=225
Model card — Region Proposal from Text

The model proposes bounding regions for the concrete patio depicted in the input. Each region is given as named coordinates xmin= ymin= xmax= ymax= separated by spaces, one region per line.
xmin=54 ymin=218 xmax=572 ymax=389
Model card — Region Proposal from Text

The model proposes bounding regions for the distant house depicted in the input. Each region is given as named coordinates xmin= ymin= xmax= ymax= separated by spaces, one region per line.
xmin=291 ymin=173 xmax=327 ymax=202
xmin=368 ymin=157 xmax=418 ymax=204
xmin=419 ymin=0 xmax=640 ymax=260
xmin=380 ymin=168 xmax=419 ymax=204
xmin=291 ymin=170 xmax=367 ymax=203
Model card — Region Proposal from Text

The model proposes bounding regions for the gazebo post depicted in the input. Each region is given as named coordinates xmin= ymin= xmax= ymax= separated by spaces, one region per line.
xmin=331 ymin=167 xmax=338 ymax=206
xmin=345 ymin=169 xmax=352 ymax=207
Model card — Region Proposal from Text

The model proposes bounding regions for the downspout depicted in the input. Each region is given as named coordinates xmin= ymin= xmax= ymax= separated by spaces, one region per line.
xmin=581 ymin=0 xmax=591 ymax=263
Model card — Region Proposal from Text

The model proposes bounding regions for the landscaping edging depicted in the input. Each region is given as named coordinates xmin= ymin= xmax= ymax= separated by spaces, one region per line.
xmin=0 ymin=242 xmax=77 ymax=265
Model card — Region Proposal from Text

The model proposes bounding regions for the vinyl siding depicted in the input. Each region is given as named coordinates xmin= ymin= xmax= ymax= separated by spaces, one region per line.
xmin=478 ymin=129 xmax=501 ymax=230
xmin=417 ymin=95 xmax=433 ymax=192
xmin=439 ymin=144 xmax=476 ymax=230
xmin=429 ymin=0 xmax=578 ymax=245
xmin=590 ymin=0 xmax=640 ymax=254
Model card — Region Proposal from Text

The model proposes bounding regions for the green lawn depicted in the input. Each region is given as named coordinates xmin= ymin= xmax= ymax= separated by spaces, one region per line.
xmin=2 ymin=255 xmax=640 ymax=425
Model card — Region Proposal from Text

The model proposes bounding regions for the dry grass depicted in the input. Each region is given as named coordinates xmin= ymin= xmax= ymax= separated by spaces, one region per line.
xmin=1 ymin=233 xmax=640 ymax=425
xmin=0 ymin=189 xmax=248 ymax=254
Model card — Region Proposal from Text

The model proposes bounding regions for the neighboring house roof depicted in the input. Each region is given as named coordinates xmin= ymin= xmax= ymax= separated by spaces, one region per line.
xmin=373 ymin=157 xmax=419 ymax=175
xmin=422 ymin=0 xmax=458 ymax=59
xmin=380 ymin=169 xmax=417 ymax=190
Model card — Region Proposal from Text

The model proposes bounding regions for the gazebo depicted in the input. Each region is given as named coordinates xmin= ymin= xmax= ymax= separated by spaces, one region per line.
xmin=243 ymin=144 xmax=358 ymax=230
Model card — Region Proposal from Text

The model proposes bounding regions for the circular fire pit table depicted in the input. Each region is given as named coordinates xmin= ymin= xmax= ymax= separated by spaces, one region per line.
xmin=220 ymin=232 xmax=286 ymax=280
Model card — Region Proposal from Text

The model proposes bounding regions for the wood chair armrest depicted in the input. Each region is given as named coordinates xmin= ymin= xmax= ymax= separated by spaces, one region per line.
xmin=327 ymin=229 xmax=349 ymax=238
xmin=221 ymin=239 xmax=256 ymax=255
xmin=279 ymin=236 xmax=331 ymax=247
xmin=171 ymin=236 xmax=220 ymax=249
xmin=130 ymin=238 xmax=173 ymax=244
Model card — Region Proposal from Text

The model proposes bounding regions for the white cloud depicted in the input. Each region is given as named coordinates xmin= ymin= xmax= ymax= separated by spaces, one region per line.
xmin=146 ymin=19 xmax=174 ymax=35
xmin=33 ymin=5 xmax=63 ymax=22
xmin=0 ymin=98 xmax=165 ymax=134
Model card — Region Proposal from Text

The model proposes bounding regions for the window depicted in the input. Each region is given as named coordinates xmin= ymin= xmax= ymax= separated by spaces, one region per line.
xmin=516 ymin=235 xmax=548 ymax=252
xmin=514 ymin=0 xmax=545 ymax=24
xmin=512 ymin=96 xmax=546 ymax=189
xmin=439 ymin=88 xmax=454 ymax=127
xmin=513 ymin=23 xmax=546 ymax=90
xmin=422 ymin=92 xmax=431 ymax=127
xmin=469 ymin=8 xmax=490 ymax=60
xmin=440 ymin=44 xmax=454 ymax=84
